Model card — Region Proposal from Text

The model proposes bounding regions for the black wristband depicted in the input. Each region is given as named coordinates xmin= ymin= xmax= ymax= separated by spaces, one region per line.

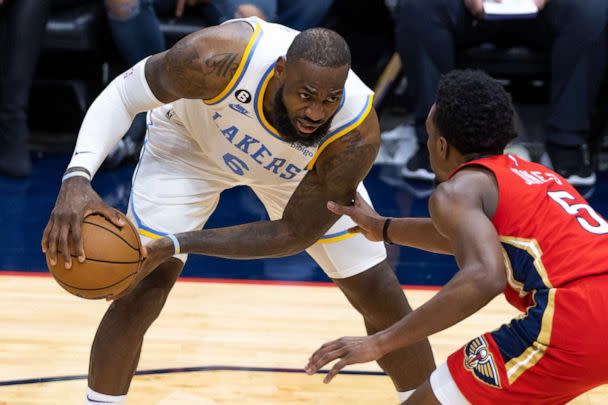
xmin=382 ymin=217 xmax=394 ymax=245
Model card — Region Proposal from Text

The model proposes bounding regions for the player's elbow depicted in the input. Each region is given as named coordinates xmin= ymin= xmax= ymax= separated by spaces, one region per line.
xmin=279 ymin=230 xmax=320 ymax=257
xmin=286 ymin=235 xmax=315 ymax=256
xmin=469 ymin=264 xmax=507 ymax=299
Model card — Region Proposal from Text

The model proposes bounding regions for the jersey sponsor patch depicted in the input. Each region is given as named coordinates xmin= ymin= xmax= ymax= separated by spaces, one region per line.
xmin=235 ymin=89 xmax=252 ymax=104
xmin=464 ymin=336 xmax=502 ymax=389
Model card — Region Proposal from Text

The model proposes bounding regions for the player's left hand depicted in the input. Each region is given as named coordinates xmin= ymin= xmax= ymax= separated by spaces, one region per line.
xmin=106 ymin=238 xmax=173 ymax=301
xmin=327 ymin=192 xmax=386 ymax=242
xmin=304 ymin=335 xmax=385 ymax=383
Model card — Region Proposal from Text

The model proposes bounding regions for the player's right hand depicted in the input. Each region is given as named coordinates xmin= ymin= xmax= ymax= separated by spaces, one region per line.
xmin=326 ymin=192 xmax=386 ymax=242
xmin=41 ymin=177 xmax=126 ymax=269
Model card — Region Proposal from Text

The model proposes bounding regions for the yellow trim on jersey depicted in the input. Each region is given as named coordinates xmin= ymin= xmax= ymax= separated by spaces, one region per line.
xmin=537 ymin=288 xmax=556 ymax=345
xmin=317 ymin=232 xmax=357 ymax=244
xmin=203 ymin=21 xmax=262 ymax=105
xmin=306 ymin=94 xmax=374 ymax=171
xmin=506 ymin=339 xmax=548 ymax=384
xmin=138 ymin=228 xmax=163 ymax=240
xmin=256 ymin=69 xmax=281 ymax=137
xmin=504 ymin=289 xmax=556 ymax=384
xmin=500 ymin=236 xmax=553 ymax=289
xmin=501 ymin=247 xmax=527 ymax=298
xmin=500 ymin=236 xmax=556 ymax=385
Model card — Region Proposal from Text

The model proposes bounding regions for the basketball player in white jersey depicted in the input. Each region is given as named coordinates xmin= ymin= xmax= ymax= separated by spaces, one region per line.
xmin=41 ymin=18 xmax=435 ymax=403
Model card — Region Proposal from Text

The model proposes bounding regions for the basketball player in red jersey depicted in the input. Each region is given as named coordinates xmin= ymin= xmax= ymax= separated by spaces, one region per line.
xmin=305 ymin=70 xmax=608 ymax=404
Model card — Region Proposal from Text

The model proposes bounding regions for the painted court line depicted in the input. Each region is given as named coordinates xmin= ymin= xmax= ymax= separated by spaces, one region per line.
xmin=0 ymin=270 xmax=441 ymax=291
xmin=0 ymin=365 xmax=386 ymax=387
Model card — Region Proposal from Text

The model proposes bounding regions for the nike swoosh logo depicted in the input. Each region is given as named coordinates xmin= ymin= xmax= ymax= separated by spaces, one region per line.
xmin=74 ymin=151 xmax=93 ymax=155
xmin=228 ymin=104 xmax=252 ymax=118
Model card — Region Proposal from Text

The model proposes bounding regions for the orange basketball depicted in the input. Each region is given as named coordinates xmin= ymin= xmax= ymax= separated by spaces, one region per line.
xmin=46 ymin=212 xmax=142 ymax=299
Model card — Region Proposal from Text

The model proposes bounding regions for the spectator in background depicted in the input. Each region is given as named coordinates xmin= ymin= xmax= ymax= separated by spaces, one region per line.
xmin=0 ymin=0 xmax=50 ymax=178
xmin=391 ymin=0 xmax=607 ymax=186
xmin=103 ymin=0 xmax=334 ymax=168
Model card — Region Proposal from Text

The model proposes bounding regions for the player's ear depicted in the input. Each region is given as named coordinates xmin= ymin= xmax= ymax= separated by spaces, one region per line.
xmin=439 ymin=136 xmax=449 ymax=160
xmin=275 ymin=56 xmax=286 ymax=83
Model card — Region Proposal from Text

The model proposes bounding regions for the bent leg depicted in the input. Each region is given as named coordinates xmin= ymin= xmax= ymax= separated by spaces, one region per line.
xmin=0 ymin=0 xmax=50 ymax=177
xmin=333 ymin=260 xmax=436 ymax=391
xmin=88 ymin=258 xmax=184 ymax=394
xmin=404 ymin=380 xmax=441 ymax=405
xmin=104 ymin=0 xmax=165 ymax=67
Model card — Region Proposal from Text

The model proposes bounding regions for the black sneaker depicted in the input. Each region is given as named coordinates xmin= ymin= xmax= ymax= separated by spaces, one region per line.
xmin=401 ymin=145 xmax=435 ymax=181
xmin=546 ymin=143 xmax=596 ymax=186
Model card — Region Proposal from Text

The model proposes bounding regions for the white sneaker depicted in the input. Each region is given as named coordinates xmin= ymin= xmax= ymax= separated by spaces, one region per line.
xmin=376 ymin=125 xmax=418 ymax=165
xmin=381 ymin=124 xmax=416 ymax=141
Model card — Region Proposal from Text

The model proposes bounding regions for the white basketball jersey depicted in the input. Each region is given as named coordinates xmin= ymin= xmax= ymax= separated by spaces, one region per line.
xmin=170 ymin=17 xmax=374 ymax=186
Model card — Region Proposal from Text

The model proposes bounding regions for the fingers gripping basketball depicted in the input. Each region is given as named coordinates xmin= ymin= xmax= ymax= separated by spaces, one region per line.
xmin=46 ymin=213 xmax=142 ymax=299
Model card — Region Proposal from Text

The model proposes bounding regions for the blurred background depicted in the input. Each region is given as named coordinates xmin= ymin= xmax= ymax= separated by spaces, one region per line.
xmin=1 ymin=0 xmax=607 ymax=285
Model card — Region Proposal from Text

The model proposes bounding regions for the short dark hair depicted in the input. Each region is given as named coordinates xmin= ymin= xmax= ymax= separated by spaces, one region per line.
xmin=286 ymin=28 xmax=351 ymax=68
xmin=434 ymin=70 xmax=517 ymax=155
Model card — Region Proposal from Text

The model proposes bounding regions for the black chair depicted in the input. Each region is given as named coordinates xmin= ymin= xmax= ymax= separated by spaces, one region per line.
xmin=457 ymin=43 xmax=607 ymax=169
xmin=32 ymin=2 xmax=205 ymax=150
xmin=31 ymin=1 xmax=105 ymax=147
xmin=457 ymin=44 xmax=549 ymax=78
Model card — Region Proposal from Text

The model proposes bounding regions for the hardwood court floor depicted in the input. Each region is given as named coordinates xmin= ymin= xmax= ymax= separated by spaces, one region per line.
xmin=0 ymin=274 xmax=606 ymax=404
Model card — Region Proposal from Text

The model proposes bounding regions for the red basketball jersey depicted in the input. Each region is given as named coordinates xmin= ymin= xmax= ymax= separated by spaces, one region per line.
xmin=452 ymin=154 xmax=608 ymax=311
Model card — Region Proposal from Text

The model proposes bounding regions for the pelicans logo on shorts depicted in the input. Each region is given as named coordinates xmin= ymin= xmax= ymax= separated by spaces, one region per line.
xmin=464 ymin=336 xmax=502 ymax=388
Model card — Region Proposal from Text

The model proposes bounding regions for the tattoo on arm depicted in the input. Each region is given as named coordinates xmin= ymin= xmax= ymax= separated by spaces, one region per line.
xmin=203 ymin=53 xmax=240 ymax=78
xmin=146 ymin=39 xmax=208 ymax=102
xmin=176 ymin=126 xmax=379 ymax=260
xmin=145 ymin=27 xmax=248 ymax=102
xmin=282 ymin=128 xmax=379 ymax=241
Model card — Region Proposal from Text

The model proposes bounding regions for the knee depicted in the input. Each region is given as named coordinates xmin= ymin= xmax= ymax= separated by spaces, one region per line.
xmin=111 ymin=283 xmax=171 ymax=330
xmin=105 ymin=0 xmax=140 ymax=20
xmin=345 ymin=262 xmax=412 ymax=328
xmin=362 ymin=294 xmax=413 ymax=330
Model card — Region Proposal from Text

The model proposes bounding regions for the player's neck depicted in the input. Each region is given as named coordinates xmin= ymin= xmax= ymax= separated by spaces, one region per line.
xmin=262 ymin=75 xmax=281 ymax=126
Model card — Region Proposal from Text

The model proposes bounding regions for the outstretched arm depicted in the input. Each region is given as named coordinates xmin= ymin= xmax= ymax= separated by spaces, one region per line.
xmin=177 ymin=110 xmax=379 ymax=258
xmin=305 ymin=170 xmax=507 ymax=382
xmin=43 ymin=22 xmax=253 ymax=268
xmin=126 ymin=110 xmax=381 ymax=288
xmin=68 ymin=22 xmax=252 ymax=177
xmin=326 ymin=194 xmax=453 ymax=254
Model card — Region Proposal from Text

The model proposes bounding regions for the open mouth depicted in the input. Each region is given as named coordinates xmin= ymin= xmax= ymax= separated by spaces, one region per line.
xmin=296 ymin=118 xmax=320 ymax=134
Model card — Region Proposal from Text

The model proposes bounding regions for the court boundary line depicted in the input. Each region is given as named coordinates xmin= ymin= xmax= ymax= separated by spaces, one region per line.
xmin=0 ymin=365 xmax=386 ymax=387
xmin=0 ymin=270 xmax=440 ymax=290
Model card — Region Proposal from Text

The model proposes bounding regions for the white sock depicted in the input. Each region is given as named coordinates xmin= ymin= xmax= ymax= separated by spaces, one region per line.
xmin=397 ymin=389 xmax=415 ymax=403
xmin=85 ymin=387 xmax=127 ymax=404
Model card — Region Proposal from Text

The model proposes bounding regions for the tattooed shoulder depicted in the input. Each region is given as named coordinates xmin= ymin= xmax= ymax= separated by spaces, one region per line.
xmin=316 ymin=129 xmax=378 ymax=184
xmin=145 ymin=22 xmax=252 ymax=101
xmin=314 ymin=110 xmax=380 ymax=183
xmin=203 ymin=53 xmax=240 ymax=79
